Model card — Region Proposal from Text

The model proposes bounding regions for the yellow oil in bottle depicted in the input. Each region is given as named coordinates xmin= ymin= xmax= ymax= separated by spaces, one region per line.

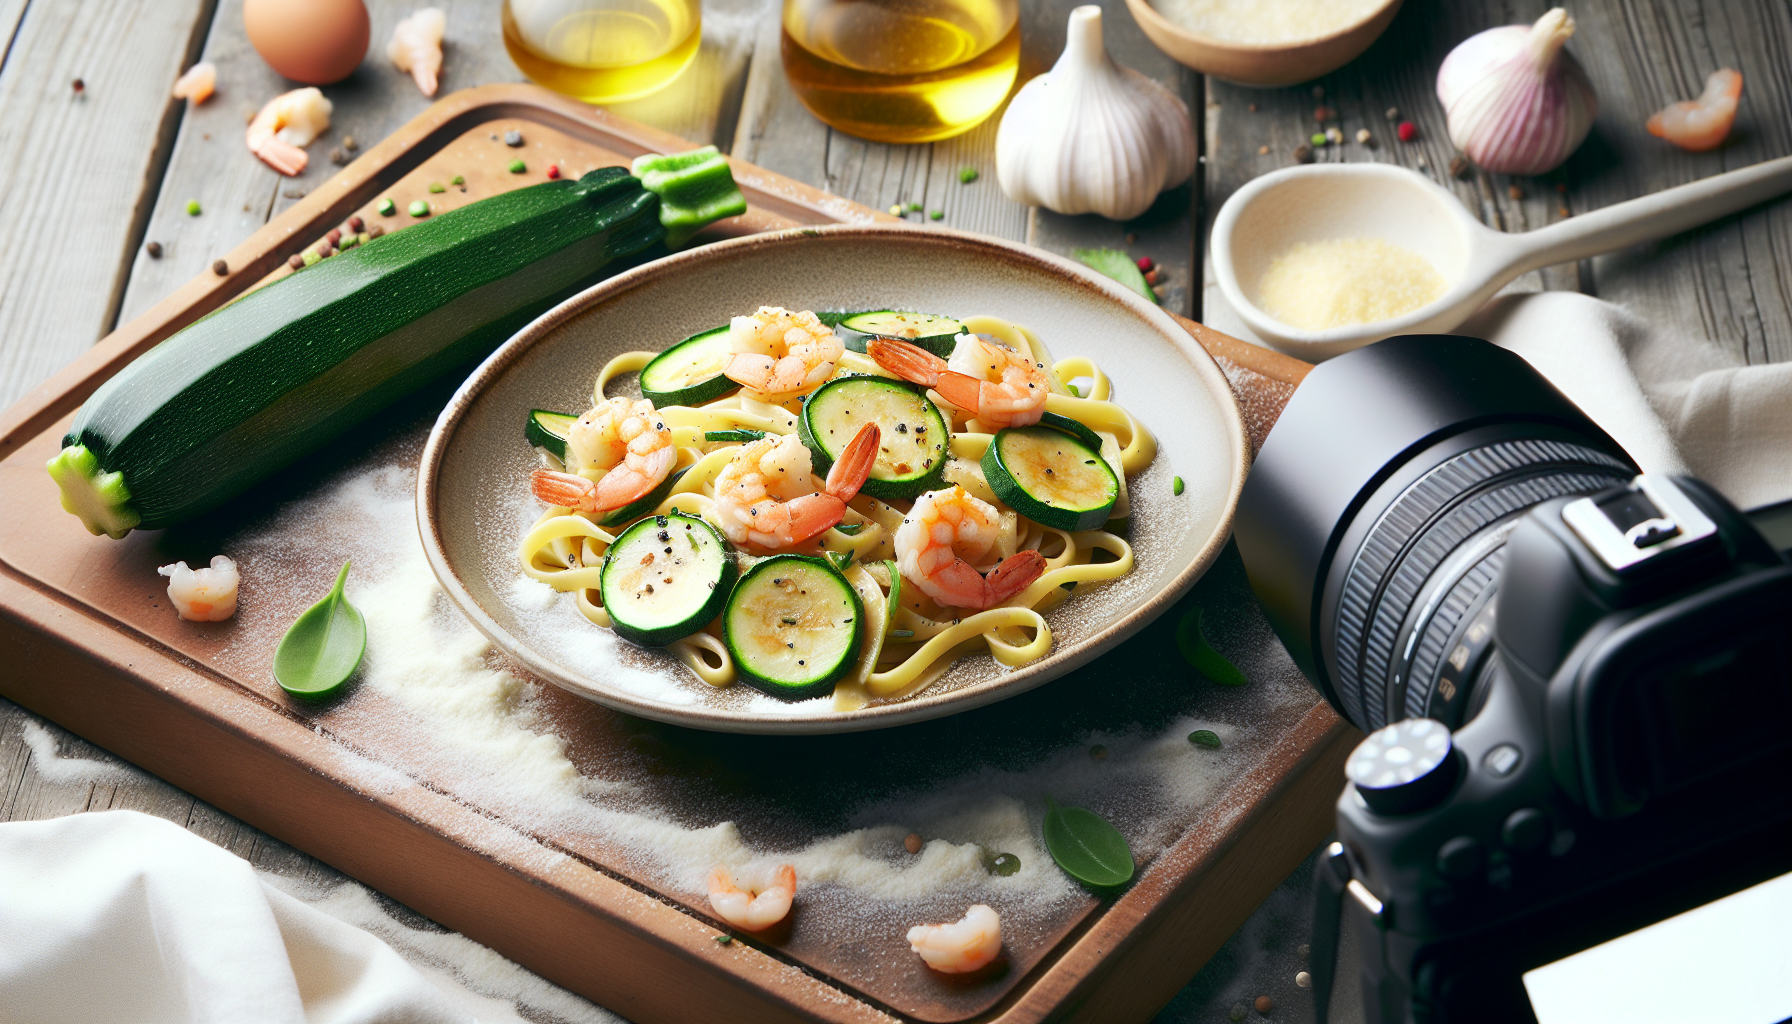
xmin=503 ymin=0 xmax=701 ymax=105
xmin=781 ymin=0 xmax=1020 ymax=143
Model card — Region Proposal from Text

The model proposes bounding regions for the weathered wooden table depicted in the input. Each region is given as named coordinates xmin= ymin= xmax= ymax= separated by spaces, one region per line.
xmin=3 ymin=1 xmax=1789 ymax=1022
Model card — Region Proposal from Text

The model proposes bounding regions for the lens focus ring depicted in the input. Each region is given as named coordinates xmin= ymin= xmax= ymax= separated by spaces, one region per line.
xmin=1331 ymin=439 xmax=1631 ymax=728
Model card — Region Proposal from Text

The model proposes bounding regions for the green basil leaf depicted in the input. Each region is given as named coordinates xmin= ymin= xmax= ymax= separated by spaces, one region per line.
xmin=274 ymin=561 xmax=366 ymax=699
xmin=1073 ymin=248 xmax=1158 ymax=305
xmin=1043 ymin=796 xmax=1134 ymax=889
xmin=1188 ymin=729 xmax=1222 ymax=749
xmin=832 ymin=522 xmax=865 ymax=535
xmin=1177 ymin=607 xmax=1247 ymax=686
xmin=704 ymin=429 xmax=766 ymax=443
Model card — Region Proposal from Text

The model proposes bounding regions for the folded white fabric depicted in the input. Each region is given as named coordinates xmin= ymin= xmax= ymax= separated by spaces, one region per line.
xmin=0 ymin=810 xmax=472 ymax=1024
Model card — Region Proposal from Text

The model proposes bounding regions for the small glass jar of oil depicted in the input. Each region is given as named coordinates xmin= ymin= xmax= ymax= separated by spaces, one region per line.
xmin=503 ymin=0 xmax=701 ymax=105
xmin=782 ymin=0 xmax=1020 ymax=143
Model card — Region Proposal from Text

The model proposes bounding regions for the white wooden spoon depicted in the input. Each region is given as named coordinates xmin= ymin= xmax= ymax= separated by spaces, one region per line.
xmin=1211 ymin=156 xmax=1792 ymax=359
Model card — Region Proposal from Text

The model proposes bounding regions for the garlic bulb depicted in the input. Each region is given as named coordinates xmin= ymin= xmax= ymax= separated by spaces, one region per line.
xmin=1436 ymin=8 xmax=1597 ymax=176
xmin=995 ymin=5 xmax=1195 ymax=221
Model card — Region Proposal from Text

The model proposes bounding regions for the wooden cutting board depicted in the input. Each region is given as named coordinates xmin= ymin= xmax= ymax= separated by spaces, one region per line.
xmin=0 ymin=84 xmax=1350 ymax=1024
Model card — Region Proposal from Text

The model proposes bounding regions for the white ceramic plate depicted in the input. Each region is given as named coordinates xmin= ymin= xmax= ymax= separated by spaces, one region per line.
xmin=418 ymin=225 xmax=1248 ymax=733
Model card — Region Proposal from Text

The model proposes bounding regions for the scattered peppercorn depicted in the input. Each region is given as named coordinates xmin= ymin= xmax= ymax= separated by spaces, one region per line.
xmin=1385 ymin=106 xmax=1400 ymax=121
xmin=342 ymin=135 xmax=358 ymax=151
xmin=212 ymin=259 xmax=229 ymax=276
xmin=368 ymin=224 xmax=384 ymax=238
xmin=504 ymin=129 xmax=524 ymax=146
xmin=283 ymin=188 xmax=307 ymax=199
xmin=1397 ymin=121 xmax=1417 ymax=142
xmin=429 ymin=181 xmax=446 ymax=193
xmin=1449 ymin=154 xmax=1471 ymax=178
xmin=408 ymin=199 xmax=430 ymax=217
xmin=1294 ymin=143 xmax=1313 ymax=163
xmin=377 ymin=198 xmax=396 ymax=216
xmin=1556 ymin=182 xmax=1568 ymax=194
xmin=1356 ymin=128 xmax=1372 ymax=144
xmin=547 ymin=164 xmax=561 ymax=179
xmin=958 ymin=166 xmax=978 ymax=183
xmin=1508 ymin=184 xmax=1523 ymax=200
xmin=1145 ymin=268 xmax=1160 ymax=284
xmin=1248 ymin=103 xmax=1257 ymax=112
xmin=329 ymin=148 xmax=347 ymax=166
xmin=327 ymin=229 xmax=342 ymax=246
xmin=904 ymin=832 xmax=923 ymax=854
xmin=1124 ymin=232 xmax=1137 ymax=244
xmin=929 ymin=209 xmax=944 ymax=220
xmin=1136 ymin=255 xmax=1154 ymax=272
xmin=288 ymin=254 xmax=305 ymax=270
xmin=1296 ymin=971 xmax=1312 ymax=988
xmin=72 ymin=77 xmax=86 ymax=94
xmin=1173 ymin=475 xmax=1185 ymax=496
xmin=348 ymin=215 xmax=364 ymax=232
xmin=1255 ymin=995 xmax=1274 ymax=1014
xmin=186 ymin=199 xmax=202 ymax=216
xmin=145 ymin=241 xmax=163 ymax=258
xmin=1257 ymin=144 xmax=1269 ymax=155
xmin=1559 ymin=206 xmax=1571 ymax=217
xmin=508 ymin=159 xmax=526 ymax=173
xmin=452 ymin=175 xmax=465 ymax=185
xmin=1313 ymin=105 xmax=1333 ymax=123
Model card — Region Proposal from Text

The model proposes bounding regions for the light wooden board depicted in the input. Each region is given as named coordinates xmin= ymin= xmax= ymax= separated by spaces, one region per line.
xmin=0 ymin=0 xmax=214 ymax=411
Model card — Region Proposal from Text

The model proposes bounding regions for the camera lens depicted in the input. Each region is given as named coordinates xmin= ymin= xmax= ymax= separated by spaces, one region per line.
xmin=1235 ymin=336 xmax=1637 ymax=733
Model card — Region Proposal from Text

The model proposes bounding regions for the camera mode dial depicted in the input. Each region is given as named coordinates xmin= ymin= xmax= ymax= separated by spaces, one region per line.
xmin=1346 ymin=718 xmax=1459 ymax=815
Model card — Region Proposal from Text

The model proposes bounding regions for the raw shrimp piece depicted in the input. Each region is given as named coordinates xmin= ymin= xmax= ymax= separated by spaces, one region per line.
xmin=723 ymin=307 xmax=845 ymax=397
xmin=708 ymin=864 xmax=796 ymax=932
xmin=158 ymin=555 xmax=240 ymax=622
xmin=245 ymin=88 xmax=333 ymax=176
xmin=870 ymin=334 xmax=1048 ymax=428
xmin=895 ymin=486 xmax=1046 ymax=610
xmin=388 ymin=8 xmax=446 ymax=97
xmin=1647 ymin=68 xmax=1742 ymax=152
xmin=713 ymin=424 xmax=879 ymax=551
xmin=907 ymin=904 xmax=1001 ymax=974
xmin=538 ymin=396 xmax=677 ymax=513
xmin=171 ymin=62 xmax=215 ymax=105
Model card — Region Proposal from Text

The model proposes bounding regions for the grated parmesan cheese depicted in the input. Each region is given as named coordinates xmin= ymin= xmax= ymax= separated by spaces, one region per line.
xmin=1151 ymin=0 xmax=1386 ymax=45
xmin=1256 ymin=236 xmax=1447 ymax=331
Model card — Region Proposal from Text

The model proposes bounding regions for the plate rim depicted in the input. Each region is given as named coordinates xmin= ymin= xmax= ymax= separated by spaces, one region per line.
xmin=417 ymin=224 xmax=1249 ymax=733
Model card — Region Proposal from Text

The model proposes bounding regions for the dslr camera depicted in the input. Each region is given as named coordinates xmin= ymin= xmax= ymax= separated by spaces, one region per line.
xmin=1235 ymin=336 xmax=1792 ymax=1024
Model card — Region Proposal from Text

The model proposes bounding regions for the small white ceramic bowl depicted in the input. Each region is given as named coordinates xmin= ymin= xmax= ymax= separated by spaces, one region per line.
xmin=1124 ymin=0 xmax=1403 ymax=87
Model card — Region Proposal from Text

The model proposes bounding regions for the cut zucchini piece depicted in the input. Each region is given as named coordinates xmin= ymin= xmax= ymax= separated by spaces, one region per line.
xmin=836 ymin=310 xmax=965 ymax=357
xmin=1036 ymin=410 xmax=1106 ymax=454
xmin=599 ymin=467 xmax=687 ymax=528
xmin=798 ymin=376 xmax=948 ymax=500
xmin=982 ymin=426 xmax=1118 ymax=532
xmin=525 ymin=409 xmax=578 ymax=460
xmin=724 ymin=555 xmax=862 ymax=700
xmin=640 ymin=326 xmax=736 ymax=406
xmin=601 ymin=512 xmax=735 ymax=647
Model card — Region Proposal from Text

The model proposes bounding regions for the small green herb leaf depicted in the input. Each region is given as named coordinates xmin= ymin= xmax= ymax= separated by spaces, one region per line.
xmin=1043 ymin=796 xmax=1134 ymax=888
xmin=832 ymin=522 xmax=865 ymax=536
xmin=827 ymin=550 xmax=854 ymax=572
xmin=882 ymin=559 xmax=902 ymax=626
xmin=1172 ymin=475 xmax=1185 ymax=496
xmin=705 ymin=428 xmax=767 ymax=443
xmin=274 ymin=561 xmax=366 ymax=699
xmin=1188 ymin=729 xmax=1222 ymax=749
xmin=1177 ymin=608 xmax=1247 ymax=686
xmin=1073 ymin=248 xmax=1158 ymax=305
xmin=889 ymin=629 xmax=915 ymax=639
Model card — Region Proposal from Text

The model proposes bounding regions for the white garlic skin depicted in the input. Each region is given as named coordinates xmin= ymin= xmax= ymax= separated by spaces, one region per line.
xmin=996 ymin=5 xmax=1196 ymax=221
xmin=1436 ymin=8 xmax=1597 ymax=176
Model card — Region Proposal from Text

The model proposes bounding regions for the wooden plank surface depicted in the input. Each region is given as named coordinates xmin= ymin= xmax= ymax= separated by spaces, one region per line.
xmin=0 ymin=0 xmax=214 ymax=411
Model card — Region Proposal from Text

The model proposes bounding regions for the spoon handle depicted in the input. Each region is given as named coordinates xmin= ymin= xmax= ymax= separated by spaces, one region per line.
xmin=1495 ymin=154 xmax=1792 ymax=276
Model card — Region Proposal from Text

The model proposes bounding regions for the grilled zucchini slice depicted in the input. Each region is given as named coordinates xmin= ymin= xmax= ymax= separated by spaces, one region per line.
xmin=982 ymin=426 xmax=1118 ymax=532
xmin=724 ymin=555 xmax=862 ymax=700
xmin=798 ymin=376 xmax=948 ymax=500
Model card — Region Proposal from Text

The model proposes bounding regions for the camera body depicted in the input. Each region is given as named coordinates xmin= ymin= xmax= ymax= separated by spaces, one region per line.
xmin=1235 ymin=337 xmax=1792 ymax=1024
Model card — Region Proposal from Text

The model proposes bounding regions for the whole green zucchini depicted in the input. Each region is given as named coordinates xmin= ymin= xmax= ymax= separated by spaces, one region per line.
xmin=50 ymin=150 xmax=745 ymax=538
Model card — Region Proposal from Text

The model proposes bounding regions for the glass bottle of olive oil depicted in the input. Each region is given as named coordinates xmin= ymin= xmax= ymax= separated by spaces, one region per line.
xmin=503 ymin=0 xmax=701 ymax=105
xmin=782 ymin=0 xmax=1020 ymax=143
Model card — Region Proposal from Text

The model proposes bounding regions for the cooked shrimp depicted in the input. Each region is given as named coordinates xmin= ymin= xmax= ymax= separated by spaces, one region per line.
xmin=869 ymin=334 xmax=1048 ymax=428
xmin=713 ymin=424 xmax=879 ymax=551
xmin=158 ymin=556 xmax=240 ymax=622
xmin=171 ymin=62 xmax=215 ymax=105
xmin=532 ymin=397 xmax=676 ymax=514
xmin=245 ymin=88 xmax=332 ymax=177
xmin=907 ymin=904 xmax=1001 ymax=974
xmin=723 ymin=307 xmax=844 ymax=397
xmin=708 ymin=864 xmax=796 ymax=932
xmin=1648 ymin=68 xmax=1742 ymax=152
xmin=388 ymin=8 xmax=446 ymax=97
xmin=895 ymin=486 xmax=1046 ymax=610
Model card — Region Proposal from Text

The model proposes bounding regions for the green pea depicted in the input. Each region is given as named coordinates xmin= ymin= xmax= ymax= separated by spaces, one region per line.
xmin=1173 ymin=476 xmax=1185 ymax=496
xmin=428 ymin=182 xmax=446 ymax=193
xmin=958 ymin=167 xmax=979 ymax=184
xmin=508 ymin=159 xmax=526 ymax=173
xmin=929 ymin=209 xmax=944 ymax=220
xmin=377 ymin=198 xmax=396 ymax=216
xmin=408 ymin=200 xmax=430 ymax=217
xmin=450 ymin=175 xmax=465 ymax=185
xmin=186 ymin=199 xmax=201 ymax=216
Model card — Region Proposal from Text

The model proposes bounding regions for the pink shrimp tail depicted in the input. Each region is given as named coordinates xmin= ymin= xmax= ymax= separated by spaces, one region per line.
xmin=824 ymin=422 xmax=880 ymax=503
xmin=251 ymin=137 xmax=309 ymax=176
xmin=868 ymin=337 xmax=947 ymax=387
xmin=780 ymin=493 xmax=849 ymax=546
xmin=591 ymin=446 xmax=675 ymax=512
xmin=530 ymin=469 xmax=597 ymax=511
xmin=932 ymin=371 xmax=984 ymax=415
xmin=983 ymin=550 xmax=1047 ymax=606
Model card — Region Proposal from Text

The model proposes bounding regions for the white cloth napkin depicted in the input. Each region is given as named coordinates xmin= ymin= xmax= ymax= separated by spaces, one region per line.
xmin=0 ymin=810 xmax=472 ymax=1024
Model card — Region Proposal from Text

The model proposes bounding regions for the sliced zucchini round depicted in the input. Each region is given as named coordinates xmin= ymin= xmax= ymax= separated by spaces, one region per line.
xmin=640 ymin=325 xmax=737 ymax=406
xmin=598 ymin=467 xmax=686 ymax=528
xmin=1035 ymin=410 xmax=1105 ymax=454
xmin=836 ymin=310 xmax=965 ymax=357
xmin=600 ymin=512 xmax=736 ymax=647
xmin=798 ymin=376 xmax=948 ymax=500
xmin=724 ymin=555 xmax=863 ymax=700
xmin=525 ymin=409 xmax=577 ymax=460
xmin=982 ymin=426 xmax=1118 ymax=532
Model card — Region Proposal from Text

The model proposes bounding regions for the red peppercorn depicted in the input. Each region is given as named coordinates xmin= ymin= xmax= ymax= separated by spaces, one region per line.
xmin=1397 ymin=121 xmax=1417 ymax=142
xmin=326 ymin=228 xmax=342 ymax=245
xmin=1136 ymin=256 xmax=1154 ymax=272
xmin=288 ymin=254 xmax=304 ymax=270
xmin=348 ymin=216 xmax=365 ymax=232
xmin=547 ymin=164 xmax=561 ymax=180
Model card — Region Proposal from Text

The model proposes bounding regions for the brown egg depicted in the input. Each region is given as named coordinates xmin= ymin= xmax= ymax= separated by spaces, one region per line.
xmin=244 ymin=0 xmax=370 ymax=85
